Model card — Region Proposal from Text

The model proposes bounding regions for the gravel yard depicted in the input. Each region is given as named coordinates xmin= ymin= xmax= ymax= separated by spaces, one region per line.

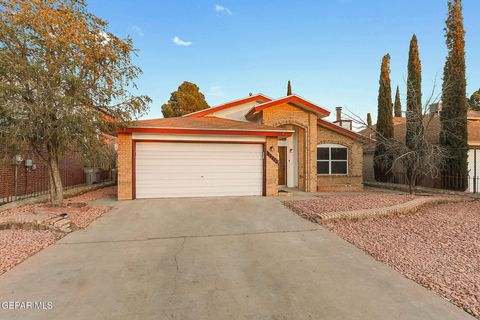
xmin=284 ymin=193 xmax=417 ymax=219
xmin=324 ymin=201 xmax=480 ymax=319
xmin=0 ymin=230 xmax=58 ymax=274
xmin=0 ymin=186 xmax=116 ymax=276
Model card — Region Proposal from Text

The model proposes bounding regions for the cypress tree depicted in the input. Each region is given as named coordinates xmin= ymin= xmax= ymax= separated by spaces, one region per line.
xmin=367 ymin=113 xmax=372 ymax=126
xmin=440 ymin=0 xmax=468 ymax=190
xmin=394 ymin=86 xmax=402 ymax=117
xmin=406 ymin=35 xmax=422 ymax=150
xmin=374 ymin=54 xmax=394 ymax=182
xmin=287 ymin=80 xmax=292 ymax=95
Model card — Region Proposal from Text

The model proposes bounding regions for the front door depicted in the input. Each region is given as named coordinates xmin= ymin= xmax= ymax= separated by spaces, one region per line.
xmin=278 ymin=146 xmax=287 ymax=186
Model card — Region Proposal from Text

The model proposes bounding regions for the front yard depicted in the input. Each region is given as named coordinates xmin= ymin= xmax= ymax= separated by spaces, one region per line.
xmin=285 ymin=193 xmax=417 ymax=220
xmin=286 ymin=193 xmax=480 ymax=319
xmin=0 ymin=186 xmax=116 ymax=275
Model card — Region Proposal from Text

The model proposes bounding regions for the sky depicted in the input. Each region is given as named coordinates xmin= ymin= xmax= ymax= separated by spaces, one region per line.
xmin=88 ymin=0 xmax=480 ymax=123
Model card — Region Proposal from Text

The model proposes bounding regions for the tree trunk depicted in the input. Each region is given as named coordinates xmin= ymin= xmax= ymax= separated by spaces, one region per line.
xmin=47 ymin=154 xmax=64 ymax=207
xmin=407 ymin=169 xmax=416 ymax=195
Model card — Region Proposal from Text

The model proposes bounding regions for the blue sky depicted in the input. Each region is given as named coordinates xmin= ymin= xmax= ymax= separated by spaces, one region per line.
xmin=88 ymin=0 xmax=480 ymax=123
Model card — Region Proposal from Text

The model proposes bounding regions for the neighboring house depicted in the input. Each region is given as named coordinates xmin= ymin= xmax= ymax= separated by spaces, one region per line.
xmin=360 ymin=110 xmax=480 ymax=192
xmin=117 ymin=94 xmax=370 ymax=199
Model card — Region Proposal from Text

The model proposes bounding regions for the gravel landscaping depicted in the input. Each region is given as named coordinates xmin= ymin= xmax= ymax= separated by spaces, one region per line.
xmin=0 ymin=186 xmax=116 ymax=276
xmin=0 ymin=229 xmax=58 ymax=274
xmin=284 ymin=193 xmax=417 ymax=219
xmin=324 ymin=201 xmax=480 ymax=319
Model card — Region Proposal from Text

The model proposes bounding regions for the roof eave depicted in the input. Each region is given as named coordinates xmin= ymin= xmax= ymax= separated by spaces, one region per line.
xmin=317 ymin=119 xmax=372 ymax=143
xmin=183 ymin=94 xmax=272 ymax=118
xmin=120 ymin=126 xmax=294 ymax=137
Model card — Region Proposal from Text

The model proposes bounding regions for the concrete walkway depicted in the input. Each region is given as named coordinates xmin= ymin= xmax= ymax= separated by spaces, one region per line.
xmin=0 ymin=196 xmax=474 ymax=320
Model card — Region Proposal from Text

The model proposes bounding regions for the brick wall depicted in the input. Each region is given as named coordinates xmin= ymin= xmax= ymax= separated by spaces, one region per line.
xmin=265 ymin=137 xmax=279 ymax=196
xmin=261 ymin=103 xmax=318 ymax=192
xmin=117 ymin=133 xmax=133 ymax=200
xmin=0 ymin=149 xmax=86 ymax=199
xmin=317 ymin=126 xmax=364 ymax=191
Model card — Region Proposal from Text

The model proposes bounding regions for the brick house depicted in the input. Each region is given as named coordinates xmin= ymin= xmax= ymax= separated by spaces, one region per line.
xmin=117 ymin=94 xmax=370 ymax=199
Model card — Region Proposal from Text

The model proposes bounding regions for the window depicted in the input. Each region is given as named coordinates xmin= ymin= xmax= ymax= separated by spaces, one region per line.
xmin=317 ymin=144 xmax=348 ymax=175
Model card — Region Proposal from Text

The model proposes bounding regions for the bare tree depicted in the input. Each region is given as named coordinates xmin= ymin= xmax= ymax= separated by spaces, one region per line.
xmin=344 ymin=84 xmax=452 ymax=194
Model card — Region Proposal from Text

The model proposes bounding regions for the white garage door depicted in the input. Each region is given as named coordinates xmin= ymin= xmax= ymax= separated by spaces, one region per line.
xmin=135 ymin=142 xmax=264 ymax=198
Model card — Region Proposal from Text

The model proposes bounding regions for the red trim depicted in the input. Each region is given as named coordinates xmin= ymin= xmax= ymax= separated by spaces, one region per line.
xmin=247 ymin=95 xmax=331 ymax=118
xmin=317 ymin=118 xmax=371 ymax=142
xmin=121 ymin=127 xmax=293 ymax=137
xmin=134 ymin=139 xmax=264 ymax=144
xmin=132 ymin=140 xmax=136 ymax=200
xmin=132 ymin=140 xmax=267 ymax=198
xmin=184 ymin=94 xmax=272 ymax=118
xmin=263 ymin=143 xmax=267 ymax=196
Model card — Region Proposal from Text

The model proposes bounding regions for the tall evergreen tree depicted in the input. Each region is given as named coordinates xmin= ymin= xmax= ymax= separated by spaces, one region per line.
xmin=374 ymin=54 xmax=394 ymax=182
xmin=394 ymin=86 xmax=402 ymax=117
xmin=406 ymin=35 xmax=423 ymax=149
xmin=287 ymin=80 xmax=292 ymax=95
xmin=367 ymin=113 xmax=372 ymax=126
xmin=161 ymin=81 xmax=209 ymax=118
xmin=440 ymin=0 xmax=468 ymax=190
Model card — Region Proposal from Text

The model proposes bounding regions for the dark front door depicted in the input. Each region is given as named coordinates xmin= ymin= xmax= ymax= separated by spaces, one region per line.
xmin=278 ymin=146 xmax=287 ymax=185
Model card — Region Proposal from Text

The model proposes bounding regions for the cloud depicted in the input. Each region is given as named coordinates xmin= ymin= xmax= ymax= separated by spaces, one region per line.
xmin=215 ymin=4 xmax=232 ymax=15
xmin=173 ymin=36 xmax=192 ymax=46
xmin=130 ymin=25 xmax=144 ymax=37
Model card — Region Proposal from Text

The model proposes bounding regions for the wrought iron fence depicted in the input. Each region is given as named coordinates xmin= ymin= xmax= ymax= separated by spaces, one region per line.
xmin=369 ymin=147 xmax=480 ymax=194
xmin=374 ymin=172 xmax=479 ymax=194
xmin=0 ymin=165 xmax=114 ymax=205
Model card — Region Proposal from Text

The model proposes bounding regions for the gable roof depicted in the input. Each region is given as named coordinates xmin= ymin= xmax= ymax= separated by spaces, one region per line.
xmin=183 ymin=94 xmax=272 ymax=118
xmin=246 ymin=95 xmax=331 ymax=119
xmin=361 ymin=115 xmax=480 ymax=151
xmin=122 ymin=116 xmax=294 ymax=137
xmin=317 ymin=118 xmax=372 ymax=143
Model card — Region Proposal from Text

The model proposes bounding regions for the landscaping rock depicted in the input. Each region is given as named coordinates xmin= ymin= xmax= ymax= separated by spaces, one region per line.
xmin=324 ymin=201 xmax=480 ymax=319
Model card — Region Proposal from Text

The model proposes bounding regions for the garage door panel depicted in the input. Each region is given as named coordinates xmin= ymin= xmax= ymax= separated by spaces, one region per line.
xmin=137 ymin=150 xmax=261 ymax=159
xmin=137 ymin=185 xmax=263 ymax=197
xmin=135 ymin=142 xmax=264 ymax=198
xmin=135 ymin=172 xmax=263 ymax=181
xmin=136 ymin=159 xmax=263 ymax=167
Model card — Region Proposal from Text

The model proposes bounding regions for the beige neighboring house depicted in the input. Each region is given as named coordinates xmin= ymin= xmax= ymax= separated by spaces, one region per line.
xmin=361 ymin=110 xmax=480 ymax=192
xmin=116 ymin=94 xmax=370 ymax=200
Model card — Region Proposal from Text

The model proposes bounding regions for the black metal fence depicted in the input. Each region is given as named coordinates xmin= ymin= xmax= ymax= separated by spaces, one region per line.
xmin=0 ymin=166 xmax=114 ymax=205
xmin=387 ymin=172 xmax=479 ymax=193
xmin=370 ymin=147 xmax=480 ymax=194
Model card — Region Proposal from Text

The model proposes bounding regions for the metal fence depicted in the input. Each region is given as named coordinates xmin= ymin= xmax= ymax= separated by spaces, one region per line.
xmin=368 ymin=147 xmax=480 ymax=194
xmin=0 ymin=166 xmax=114 ymax=205
xmin=386 ymin=172 xmax=479 ymax=194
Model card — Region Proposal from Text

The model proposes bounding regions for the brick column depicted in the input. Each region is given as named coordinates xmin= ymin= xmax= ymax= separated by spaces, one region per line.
xmin=265 ymin=136 xmax=279 ymax=196
xmin=307 ymin=113 xmax=318 ymax=192
xmin=117 ymin=133 xmax=133 ymax=200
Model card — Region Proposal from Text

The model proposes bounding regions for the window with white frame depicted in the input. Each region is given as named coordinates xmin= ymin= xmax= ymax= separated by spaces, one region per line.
xmin=317 ymin=144 xmax=348 ymax=175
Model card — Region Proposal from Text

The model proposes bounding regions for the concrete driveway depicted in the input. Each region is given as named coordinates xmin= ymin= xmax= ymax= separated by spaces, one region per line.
xmin=0 ymin=196 xmax=473 ymax=320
